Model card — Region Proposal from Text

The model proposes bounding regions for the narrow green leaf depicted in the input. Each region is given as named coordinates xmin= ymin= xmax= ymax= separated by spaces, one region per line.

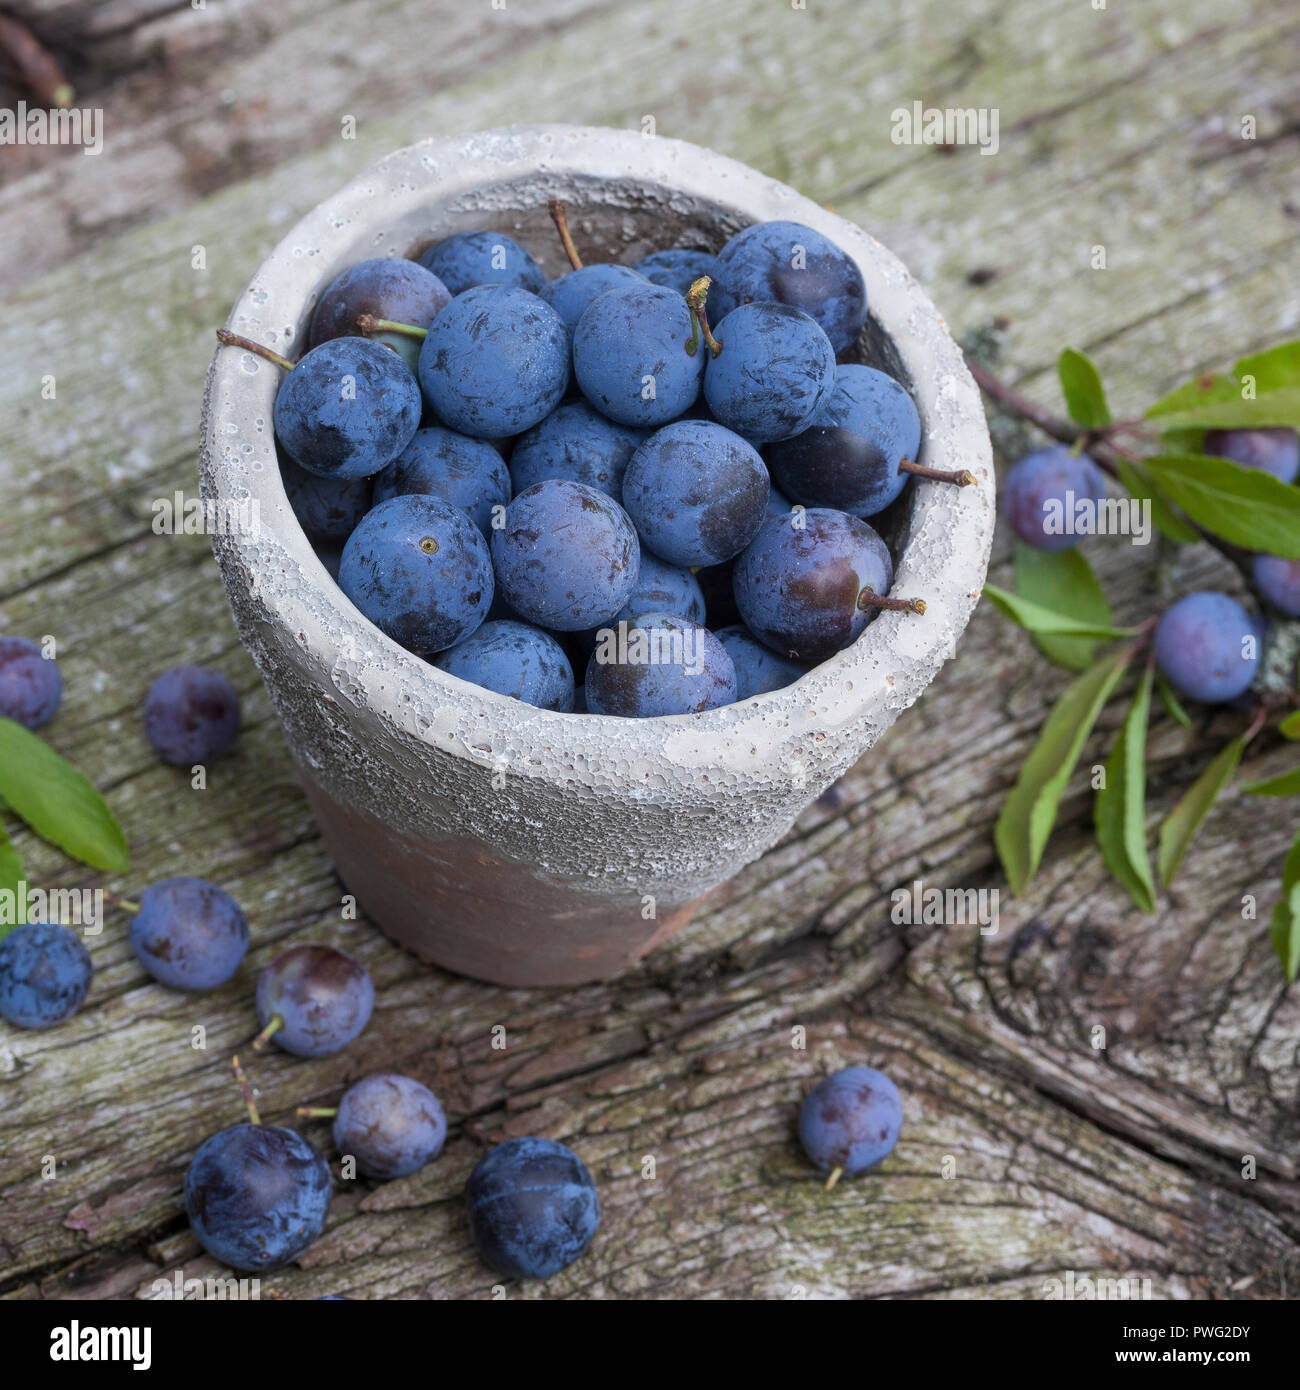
xmin=1242 ymin=766 xmax=1300 ymax=797
xmin=1013 ymin=544 xmax=1111 ymax=672
xmin=0 ymin=823 xmax=24 ymax=940
xmin=1279 ymin=710 xmax=1300 ymax=740
xmin=1269 ymin=883 xmax=1300 ymax=983
xmin=1057 ymin=348 xmax=1112 ymax=429
xmin=1095 ymin=667 xmax=1156 ymax=913
xmin=0 ymin=718 xmax=129 ymax=872
xmin=1156 ymin=738 xmax=1245 ymax=887
xmin=1155 ymin=672 xmax=1192 ymax=730
xmin=1142 ymin=454 xmax=1300 ymax=559
xmin=996 ymin=647 xmax=1132 ymax=894
xmin=1114 ymin=459 xmax=1201 ymax=545
xmin=1235 ymin=339 xmax=1300 ymax=394
xmin=984 ymin=584 xmax=1132 ymax=641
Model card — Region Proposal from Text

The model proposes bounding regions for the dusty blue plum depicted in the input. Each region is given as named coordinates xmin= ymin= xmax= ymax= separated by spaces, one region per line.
xmin=716 ymin=625 xmax=808 ymax=699
xmin=417 ymin=231 xmax=545 ymax=295
xmin=1253 ymin=555 xmax=1300 ymax=617
xmin=541 ymin=264 xmax=645 ymax=331
xmin=490 ymin=480 xmax=639 ymax=632
xmin=798 ymin=1066 xmax=903 ymax=1177
xmin=1001 ymin=445 xmax=1106 ymax=551
xmin=703 ymin=302 xmax=836 ymax=444
xmin=307 ymin=256 xmax=451 ymax=372
xmin=1153 ymin=591 xmax=1260 ymax=704
xmin=144 ymin=665 xmax=241 ymax=765
xmin=0 ymin=636 xmax=62 ymax=730
xmin=734 ymin=509 xmax=895 ymax=663
xmin=613 ymin=552 xmax=706 ymax=626
xmin=1204 ymin=427 xmax=1299 ymax=483
xmin=418 ymin=285 xmax=569 ymax=438
xmin=622 ymin=420 xmax=770 ymax=567
xmin=274 ymin=337 xmax=422 ymax=480
xmin=339 ymin=495 xmax=493 ymax=655
xmin=256 ymin=944 xmax=374 ymax=1058
xmin=466 ymin=1137 xmax=599 ymax=1280
xmin=709 ymin=220 xmax=867 ymax=353
xmin=282 ymin=460 xmax=372 ymax=542
xmin=510 ymin=402 xmax=648 ymax=500
xmin=572 ymin=282 xmax=704 ymax=427
xmin=767 ymin=485 xmax=796 ymax=519
xmin=586 ymin=613 xmax=736 ymax=717
xmin=766 ymin=364 xmax=922 ymax=517
xmin=0 ymin=922 xmax=92 ymax=1029
xmin=333 ymin=1074 xmax=447 ymax=1180
xmin=435 ymin=620 xmax=575 ymax=711
xmin=185 ymin=1124 xmax=331 ymax=1272
xmin=371 ymin=427 xmax=510 ymax=537
xmin=634 ymin=248 xmax=717 ymax=295
xmin=130 ymin=878 xmax=248 ymax=992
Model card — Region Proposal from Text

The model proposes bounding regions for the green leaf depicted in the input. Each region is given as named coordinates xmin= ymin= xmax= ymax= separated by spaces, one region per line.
xmin=0 ymin=823 xmax=24 ymax=941
xmin=996 ymin=647 xmax=1132 ymax=894
xmin=1280 ymin=710 xmax=1300 ymax=740
xmin=1142 ymin=454 xmax=1300 ymax=559
xmin=1156 ymin=738 xmax=1245 ymax=887
xmin=0 ymin=718 xmax=128 ymax=872
xmin=1094 ymin=667 xmax=1156 ymax=913
xmin=1269 ymin=827 xmax=1300 ymax=983
xmin=1012 ymin=544 xmax=1112 ymax=672
xmin=1146 ymin=339 xmax=1300 ymax=431
xmin=1242 ymin=766 xmax=1300 ymax=797
xmin=1155 ymin=673 xmax=1192 ymax=730
xmin=1114 ymin=459 xmax=1202 ymax=545
xmin=1057 ymin=348 xmax=1112 ymax=430
xmin=983 ymin=584 xmax=1133 ymax=641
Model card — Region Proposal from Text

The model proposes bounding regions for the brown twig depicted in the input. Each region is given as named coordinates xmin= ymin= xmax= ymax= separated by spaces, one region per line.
xmin=548 ymin=199 xmax=583 ymax=271
xmin=0 ymin=14 xmax=72 ymax=109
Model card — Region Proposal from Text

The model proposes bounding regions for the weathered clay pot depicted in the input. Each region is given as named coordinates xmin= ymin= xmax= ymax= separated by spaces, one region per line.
xmin=200 ymin=125 xmax=994 ymax=987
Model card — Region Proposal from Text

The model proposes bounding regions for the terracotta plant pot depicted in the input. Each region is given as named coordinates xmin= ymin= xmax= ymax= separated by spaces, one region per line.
xmin=200 ymin=125 xmax=994 ymax=987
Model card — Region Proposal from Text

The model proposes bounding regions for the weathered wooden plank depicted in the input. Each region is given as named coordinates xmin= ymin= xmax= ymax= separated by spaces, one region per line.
xmin=2 ymin=0 xmax=1299 ymax=1300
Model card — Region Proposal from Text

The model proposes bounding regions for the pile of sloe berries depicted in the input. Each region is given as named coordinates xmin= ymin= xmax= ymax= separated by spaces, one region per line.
xmin=1002 ymin=428 xmax=1300 ymax=705
xmin=223 ymin=206 xmax=969 ymax=719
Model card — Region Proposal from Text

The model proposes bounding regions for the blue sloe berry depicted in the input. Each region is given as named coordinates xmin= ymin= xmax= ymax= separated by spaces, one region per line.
xmin=434 ymin=619 xmax=575 ymax=711
xmin=143 ymin=665 xmax=241 ymax=766
xmin=509 ymin=402 xmax=648 ymax=501
xmin=572 ymin=282 xmax=705 ymax=428
xmin=798 ymin=1066 xmax=903 ymax=1177
xmin=709 ymin=220 xmax=867 ymax=353
xmin=541 ymin=263 xmax=646 ymax=332
xmin=307 ymin=256 xmax=451 ymax=373
xmin=1001 ymin=445 xmax=1106 ymax=551
xmin=466 ymin=1136 xmax=599 ymax=1280
xmin=766 ymin=364 xmax=922 ymax=517
xmin=371 ymin=426 xmax=510 ymax=537
xmin=634 ymin=248 xmax=717 ymax=295
xmin=333 ymin=1074 xmax=447 ymax=1180
xmin=734 ymin=509 xmax=895 ymax=663
xmin=715 ymin=625 xmax=808 ymax=699
xmin=275 ymin=337 xmax=422 ymax=480
xmin=490 ymin=480 xmax=639 ymax=632
xmin=0 ymin=922 xmax=93 ymax=1029
xmin=1252 ymin=555 xmax=1300 ymax=617
xmin=418 ymin=285 xmax=570 ymax=438
xmin=130 ymin=878 xmax=249 ymax=992
xmin=0 ymin=635 xmax=62 ymax=730
xmin=1153 ymin=591 xmax=1261 ymax=704
xmin=1204 ymin=427 xmax=1299 ymax=484
xmin=339 ymin=495 xmax=493 ymax=655
xmin=585 ymin=612 xmax=736 ymax=717
xmin=622 ymin=419 xmax=770 ymax=567
xmin=255 ymin=943 xmax=374 ymax=1058
xmin=281 ymin=460 xmax=372 ymax=542
xmin=417 ymin=231 xmax=546 ymax=296
xmin=703 ymin=302 xmax=836 ymax=444
xmin=185 ymin=1124 xmax=332 ymax=1271
xmin=613 ymin=551 xmax=706 ymax=626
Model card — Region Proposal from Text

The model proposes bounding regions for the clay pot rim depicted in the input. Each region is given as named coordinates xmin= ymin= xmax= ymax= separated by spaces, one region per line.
xmin=202 ymin=124 xmax=993 ymax=778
